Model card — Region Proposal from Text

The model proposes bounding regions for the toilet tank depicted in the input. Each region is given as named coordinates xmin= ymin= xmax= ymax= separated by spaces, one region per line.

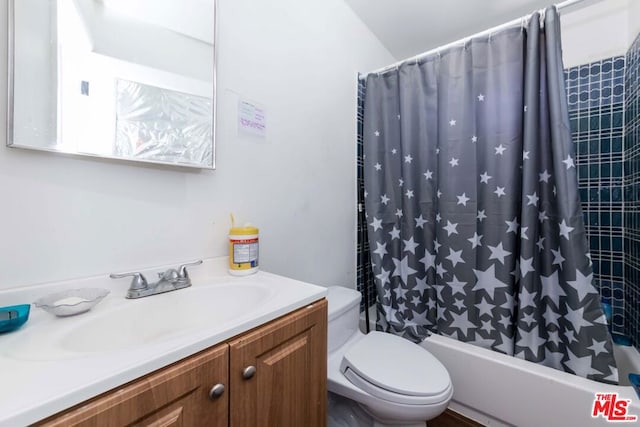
xmin=327 ymin=286 xmax=361 ymax=354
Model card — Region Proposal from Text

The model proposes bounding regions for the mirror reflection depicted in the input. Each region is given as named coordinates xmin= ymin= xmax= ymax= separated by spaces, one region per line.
xmin=9 ymin=0 xmax=215 ymax=168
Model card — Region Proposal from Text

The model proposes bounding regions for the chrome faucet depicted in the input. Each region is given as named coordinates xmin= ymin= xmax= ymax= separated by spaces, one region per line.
xmin=110 ymin=260 xmax=203 ymax=299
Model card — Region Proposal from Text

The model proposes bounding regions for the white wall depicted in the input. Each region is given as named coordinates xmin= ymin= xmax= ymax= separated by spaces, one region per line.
xmin=0 ymin=0 xmax=395 ymax=289
xmin=629 ymin=0 xmax=640 ymax=45
xmin=561 ymin=0 xmax=630 ymax=67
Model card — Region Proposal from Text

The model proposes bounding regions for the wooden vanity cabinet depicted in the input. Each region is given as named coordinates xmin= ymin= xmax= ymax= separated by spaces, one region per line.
xmin=35 ymin=299 xmax=327 ymax=427
xmin=229 ymin=299 xmax=327 ymax=427
xmin=36 ymin=344 xmax=229 ymax=427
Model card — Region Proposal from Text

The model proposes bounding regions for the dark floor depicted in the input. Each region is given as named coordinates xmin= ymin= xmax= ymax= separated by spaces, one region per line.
xmin=430 ymin=409 xmax=485 ymax=427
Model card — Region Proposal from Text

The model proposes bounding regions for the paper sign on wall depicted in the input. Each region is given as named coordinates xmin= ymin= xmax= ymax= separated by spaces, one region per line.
xmin=238 ymin=99 xmax=266 ymax=138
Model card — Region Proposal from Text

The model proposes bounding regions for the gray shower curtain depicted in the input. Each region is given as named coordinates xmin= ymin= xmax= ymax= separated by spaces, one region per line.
xmin=362 ymin=7 xmax=618 ymax=382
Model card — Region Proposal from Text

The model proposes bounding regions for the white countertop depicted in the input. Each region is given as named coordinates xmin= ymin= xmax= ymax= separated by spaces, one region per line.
xmin=0 ymin=258 xmax=328 ymax=427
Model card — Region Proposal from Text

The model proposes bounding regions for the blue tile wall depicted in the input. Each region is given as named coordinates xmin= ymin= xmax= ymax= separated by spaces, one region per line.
xmin=566 ymin=36 xmax=640 ymax=352
xmin=625 ymin=34 xmax=640 ymax=348
xmin=565 ymin=56 xmax=627 ymax=335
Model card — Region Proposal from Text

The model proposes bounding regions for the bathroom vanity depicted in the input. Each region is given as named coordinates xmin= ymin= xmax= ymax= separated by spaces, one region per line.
xmin=35 ymin=300 xmax=327 ymax=426
xmin=0 ymin=258 xmax=328 ymax=427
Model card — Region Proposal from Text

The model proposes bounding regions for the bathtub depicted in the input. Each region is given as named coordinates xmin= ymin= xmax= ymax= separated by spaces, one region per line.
xmin=421 ymin=333 xmax=640 ymax=426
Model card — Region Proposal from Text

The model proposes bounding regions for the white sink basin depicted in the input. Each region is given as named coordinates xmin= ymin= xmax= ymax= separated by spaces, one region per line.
xmin=4 ymin=282 xmax=274 ymax=360
xmin=61 ymin=283 xmax=273 ymax=353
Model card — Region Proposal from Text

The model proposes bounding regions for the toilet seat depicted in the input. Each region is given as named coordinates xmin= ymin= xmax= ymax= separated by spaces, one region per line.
xmin=340 ymin=332 xmax=451 ymax=405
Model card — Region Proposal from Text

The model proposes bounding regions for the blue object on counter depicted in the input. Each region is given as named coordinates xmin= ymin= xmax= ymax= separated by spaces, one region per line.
xmin=629 ymin=374 xmax=640 ymax=399
xmin=0 ymin=304 xmax=30 ymax=333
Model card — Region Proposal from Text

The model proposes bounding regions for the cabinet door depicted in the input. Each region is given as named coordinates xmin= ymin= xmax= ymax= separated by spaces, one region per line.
xmin=228 ymin=299 xmax=327 ymax=427
xmin=36 ymin=344 xmax=229 ymax=427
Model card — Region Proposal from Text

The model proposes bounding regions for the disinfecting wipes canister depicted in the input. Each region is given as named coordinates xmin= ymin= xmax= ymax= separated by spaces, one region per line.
xmin=228 ymin=225 xmax=259 ymax=276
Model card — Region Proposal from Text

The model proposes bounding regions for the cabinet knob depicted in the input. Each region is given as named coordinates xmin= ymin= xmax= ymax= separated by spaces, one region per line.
xmin=242 ymin=365 xmax=257 ymax=379
xmin=208 ymin=383 xmax=225 ymax=400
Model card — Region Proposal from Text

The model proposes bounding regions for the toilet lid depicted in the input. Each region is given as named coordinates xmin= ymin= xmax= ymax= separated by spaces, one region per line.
xmin=340 ymin=332 xmax=450 ymax=403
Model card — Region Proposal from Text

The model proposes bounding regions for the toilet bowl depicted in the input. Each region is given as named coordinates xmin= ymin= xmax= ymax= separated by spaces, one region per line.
xmin=326 ymin=286 xmax=453 ymax=426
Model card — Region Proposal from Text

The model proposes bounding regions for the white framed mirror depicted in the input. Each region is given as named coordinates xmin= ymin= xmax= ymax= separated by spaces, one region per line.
xmin=7 ymin=0 xmax=216 ymax=169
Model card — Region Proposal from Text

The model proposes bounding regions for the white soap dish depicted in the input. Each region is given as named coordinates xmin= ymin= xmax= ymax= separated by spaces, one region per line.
xmin=34 ymin=288 xmax=110 ymax=317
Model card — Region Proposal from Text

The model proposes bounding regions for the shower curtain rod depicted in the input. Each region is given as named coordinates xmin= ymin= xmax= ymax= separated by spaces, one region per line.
xmin=358 ymin=0 xmax=603 ymax=80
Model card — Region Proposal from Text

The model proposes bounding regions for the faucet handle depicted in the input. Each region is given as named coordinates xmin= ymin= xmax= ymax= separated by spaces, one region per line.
xmin=109 ymin=272 xmax=148 ymax=290
xmin=177 ymin=260 xmax=203 ymax=279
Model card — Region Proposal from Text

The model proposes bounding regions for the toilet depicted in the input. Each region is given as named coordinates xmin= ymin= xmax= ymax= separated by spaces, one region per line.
xmin=326 ymin=286 xmax=453 ymax=427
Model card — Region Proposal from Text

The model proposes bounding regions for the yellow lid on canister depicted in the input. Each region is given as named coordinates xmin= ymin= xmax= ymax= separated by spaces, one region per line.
xmin=229 ymin=226 xmax=259 ymax=235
